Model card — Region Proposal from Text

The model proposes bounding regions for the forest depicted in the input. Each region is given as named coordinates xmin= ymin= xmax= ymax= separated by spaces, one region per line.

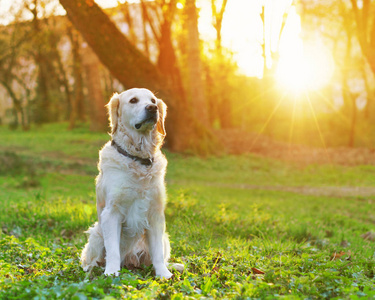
xmin=1 ymin=0 xmax=374 ymax=153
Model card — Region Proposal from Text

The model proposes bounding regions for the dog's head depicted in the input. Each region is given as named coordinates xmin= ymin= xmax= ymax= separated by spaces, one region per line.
xmin=106 ymin=88 xmax=167 ymax=137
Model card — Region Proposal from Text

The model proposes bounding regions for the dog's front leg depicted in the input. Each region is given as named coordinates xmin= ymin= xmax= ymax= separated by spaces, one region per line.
xmin=146 ymin=213 xmax=172 ymax=279
xmin=101 ymin=208 xmax=122 ymax=276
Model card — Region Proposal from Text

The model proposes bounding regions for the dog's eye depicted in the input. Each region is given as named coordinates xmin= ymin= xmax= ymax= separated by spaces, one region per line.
xmin=129 ymin=97 xmax=138 ymax=104
xmin=151 ymin=98 xmax=156 ymax=104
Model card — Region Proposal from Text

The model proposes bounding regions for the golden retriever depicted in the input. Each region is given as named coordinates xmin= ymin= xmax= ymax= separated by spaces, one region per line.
xmin=81 ymin=88 xmax=183 ymax=278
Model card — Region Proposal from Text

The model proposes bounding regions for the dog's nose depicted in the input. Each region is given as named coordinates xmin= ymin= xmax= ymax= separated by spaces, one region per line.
xmin=146 ymin=104 xmax=158 ymax=113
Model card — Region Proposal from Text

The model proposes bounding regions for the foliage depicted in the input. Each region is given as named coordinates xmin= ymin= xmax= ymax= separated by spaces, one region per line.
xmin=2 ymin=0 xmax=375 ymax=151
xmin=0 ymin=123 xmax=374 ymax=299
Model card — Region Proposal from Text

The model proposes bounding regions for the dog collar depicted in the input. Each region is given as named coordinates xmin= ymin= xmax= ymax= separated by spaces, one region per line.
xmin=111 ymin=140 xmax=154 ymax=166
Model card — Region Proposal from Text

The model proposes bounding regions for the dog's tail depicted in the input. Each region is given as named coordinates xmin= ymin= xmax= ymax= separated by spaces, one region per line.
xmin=81 ymin=222 xmax=105 ymax=271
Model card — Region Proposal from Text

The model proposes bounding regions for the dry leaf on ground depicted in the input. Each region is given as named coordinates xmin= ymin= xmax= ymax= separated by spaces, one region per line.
xmin=251 ymin=267 xmax=265 ymax=274
xmin=331 ymin=251 xmax=346 ymax=260
xmin=361 ymin=231 xmax=375 ymax=241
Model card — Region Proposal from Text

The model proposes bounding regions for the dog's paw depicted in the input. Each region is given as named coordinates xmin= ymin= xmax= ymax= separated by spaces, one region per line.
xmin=156 ymin=270 xmax=173 ymax=279
xmin=82 ymin=265 xmax=90 ymax=272
xmin=155 ymin=265 xmax=173 ymax=279
xmin=169 ymin=263 xmax=184 ymax=273
xmin=104 ymin=268 xmax=120 ymax=276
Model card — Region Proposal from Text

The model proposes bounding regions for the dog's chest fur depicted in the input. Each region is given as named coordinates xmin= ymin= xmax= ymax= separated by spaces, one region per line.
xmin=96 ymin=143 xmax=167 ymax=237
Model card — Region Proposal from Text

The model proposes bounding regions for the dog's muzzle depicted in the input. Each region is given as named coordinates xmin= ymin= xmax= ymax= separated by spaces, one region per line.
xmin=135 ymin=105 xmax=158 ymax=129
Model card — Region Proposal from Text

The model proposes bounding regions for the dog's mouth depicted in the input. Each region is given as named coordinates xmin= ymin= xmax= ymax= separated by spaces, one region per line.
xmin=135 ymin=116 xmax=157 ymax=130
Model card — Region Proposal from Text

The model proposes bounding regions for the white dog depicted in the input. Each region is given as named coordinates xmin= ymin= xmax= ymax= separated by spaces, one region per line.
xmin=81 ymin=88 xmax=183 ymax=278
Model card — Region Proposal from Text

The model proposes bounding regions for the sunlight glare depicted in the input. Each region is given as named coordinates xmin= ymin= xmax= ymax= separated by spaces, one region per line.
xmin=277 ymin=41 xmax=335 ymax=93
xmin=276 ymin=7 xmax=335 ymax=93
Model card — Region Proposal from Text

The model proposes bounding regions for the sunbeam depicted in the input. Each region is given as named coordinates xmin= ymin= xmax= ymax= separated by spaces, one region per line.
xmin=304 ymin=92 xmax=329 ymax=153
xmin=249 ymin=92 xmax=287 ymax=151
xmin=231 ymin=84 xmax=278 ymax=115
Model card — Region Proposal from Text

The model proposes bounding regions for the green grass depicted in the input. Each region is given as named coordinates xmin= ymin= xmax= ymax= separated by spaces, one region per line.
xmin=1 ymin=123 xmax=374 ymax=299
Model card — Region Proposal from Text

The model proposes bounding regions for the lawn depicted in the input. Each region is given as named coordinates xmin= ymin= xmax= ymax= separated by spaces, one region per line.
xmin=0 ymin=123 xmax=374 ymax=299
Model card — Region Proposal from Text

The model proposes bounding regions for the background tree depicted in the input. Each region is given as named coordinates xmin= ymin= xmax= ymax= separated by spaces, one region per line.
xmin=207 ymin=0 xmax=233 ymax=128
xmin=349 ymin=0 xmax=375 ymax=75
xmin=211 ymin=0 xmax=228 ymax=55
xmin=58 ymin=0 xmax=214 ymax=152
xmin=67 ymin=25 xmax=85 ymax=130
xmin=139 ymin=0 xmax=186 ymax=108
xmin=0 ymin=16 xmax=32 ymax=130
xmin=300 ymin=0 xmax=375 ymax=147
xmin=183 ymin=0 xmax=209 ymax=127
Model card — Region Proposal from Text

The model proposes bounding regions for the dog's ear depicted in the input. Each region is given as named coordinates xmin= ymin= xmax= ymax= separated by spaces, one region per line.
xmin=156 ymin=98 xmax=167 ymax=136
xmin=106 ymin=93 xmax=120 ymax=134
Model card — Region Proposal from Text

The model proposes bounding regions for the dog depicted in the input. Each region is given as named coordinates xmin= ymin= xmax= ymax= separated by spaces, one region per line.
xmin=80 ymin=88 xmax=183 ymax=278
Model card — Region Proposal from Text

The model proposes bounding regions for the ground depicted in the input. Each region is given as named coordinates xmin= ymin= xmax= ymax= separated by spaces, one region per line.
xmin=0 ymin=123 xmax=374 ymax=299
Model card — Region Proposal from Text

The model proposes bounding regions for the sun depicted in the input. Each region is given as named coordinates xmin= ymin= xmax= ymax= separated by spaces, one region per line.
xmin=276 ymin=54 xmax=310 ymax=93
xmin=276 ymin=41 xmax=335 ymax=94
xmin=275 ymin=7 xmax=335 ymax=94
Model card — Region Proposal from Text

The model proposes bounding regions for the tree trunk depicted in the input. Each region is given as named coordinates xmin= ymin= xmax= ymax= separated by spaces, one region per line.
xmin=210 ymin=0 xmax=232 ymax=129
xmin=1 ymin=80 xmax=28 ymax=131
xmin=211 ymin=0 xmax=228 ymax=55
xmin=157 ymin=22 xmax=184 ymax=94
xmin=59 ymin=0 xmax=204 ymax=151
xmin=342 ymin=32 xmax=355 ymax=147
xmin=362 ymin=64 xmax=372 ymax=120
xmin=59 ymin=0 xmax=167 ymax=96
xmin=348 ymin=95 xmax=357 ymax=147
xmin=30 ymin=2 xmax=51 ymax=124
xmin=184 ymin=0 xmax=209 ymax=126
xmin=68 ymin=26 xmax=85 ymax=129
xmin=82 ymin=46 xmax=107 ymax=132
xmin=350 ymin=0 xmax=375 ymax=74
xmin=49 ymin=31 xmax=73 ymax=122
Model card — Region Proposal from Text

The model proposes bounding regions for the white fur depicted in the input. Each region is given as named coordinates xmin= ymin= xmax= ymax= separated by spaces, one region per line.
xmin=81 ymin=88 xmax=183 ymax=278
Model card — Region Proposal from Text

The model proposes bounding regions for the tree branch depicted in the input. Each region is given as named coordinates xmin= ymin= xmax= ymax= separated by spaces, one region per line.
xmin=59 ymin=0 xmax=165 ymax=92
xmin=140 ymin=0 xmax=161 ymax=43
